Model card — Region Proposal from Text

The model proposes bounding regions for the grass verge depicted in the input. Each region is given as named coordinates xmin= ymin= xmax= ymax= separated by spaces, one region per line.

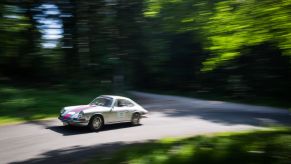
xmin=87 ymin=128 xmax=291 ymax=164
xmin=0 ymin=84 xmax=113 ymax=125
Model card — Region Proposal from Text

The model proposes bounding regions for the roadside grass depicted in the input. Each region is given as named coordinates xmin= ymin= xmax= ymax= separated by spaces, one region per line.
xmin=87 ymin=128 xmax=291 ymax=164
xmin=0 ymin=84 xmax=112 ymax=125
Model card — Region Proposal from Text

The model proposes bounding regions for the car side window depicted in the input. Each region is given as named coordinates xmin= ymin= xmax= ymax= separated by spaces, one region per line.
xmin=115 ymin=99 xmax=134 ymax=107
xmin=124 ymin=100 xmax=134 ymax=107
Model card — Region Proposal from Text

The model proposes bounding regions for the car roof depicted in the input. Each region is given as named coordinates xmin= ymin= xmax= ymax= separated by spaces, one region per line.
xmin=100 ymin=95 xmax=131 ymax=100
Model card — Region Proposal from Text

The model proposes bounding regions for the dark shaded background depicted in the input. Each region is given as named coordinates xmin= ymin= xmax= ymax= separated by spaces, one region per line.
xmin=0 ymin=0 xmax=290 ymax=106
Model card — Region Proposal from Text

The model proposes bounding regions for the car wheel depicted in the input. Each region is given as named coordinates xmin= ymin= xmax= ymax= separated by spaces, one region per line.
xmin=89 ymin=115 xmax=103 ymax=131
xmin=131 ymin=113 xmax=140 ymax=125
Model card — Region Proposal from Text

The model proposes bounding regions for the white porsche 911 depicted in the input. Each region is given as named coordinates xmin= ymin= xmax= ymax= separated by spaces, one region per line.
xmin=58 ymin=95 xmax=148 ymax=131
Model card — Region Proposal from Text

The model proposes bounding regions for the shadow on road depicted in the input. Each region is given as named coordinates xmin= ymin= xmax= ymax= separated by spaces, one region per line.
xmin=10 ymin=141 xmax=129 ymax=164
xmin=46 ymin=123 xmax=141 ymax=136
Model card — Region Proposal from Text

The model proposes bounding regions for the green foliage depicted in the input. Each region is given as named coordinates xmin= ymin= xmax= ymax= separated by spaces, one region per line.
xmin=141 ymin=0 xmax=291 ymax=100
xmin=0 ymin=0 xmax=290 ymax=111
xmin=87 ymin=129 xmax=291 ymax=164
xmin=0 ymin=4 xmax=31 ymax=56
xmin=0 ymin=5 xmax=30 ymax=32
xmin=203 ymin=0 xmax=291 ymax=71
xmin=144 ymin=0 xmax=291 ymax=71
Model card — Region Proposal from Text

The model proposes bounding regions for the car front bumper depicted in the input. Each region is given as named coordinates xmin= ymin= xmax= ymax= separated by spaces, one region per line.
xmin=58 ymin=116 xmax=89 ymax=126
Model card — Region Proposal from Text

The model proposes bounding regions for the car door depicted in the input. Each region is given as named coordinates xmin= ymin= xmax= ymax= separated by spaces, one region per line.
xmin=122 ymin=99 xmax=136 ymax=121
xmin=112 ymin=99 xmax=131 ymax=122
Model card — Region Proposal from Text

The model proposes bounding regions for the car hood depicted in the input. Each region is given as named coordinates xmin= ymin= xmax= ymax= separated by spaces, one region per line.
xmin=62 ymin=105 xmax=110 ymax=116
xmin=63 ymin=105 xmax=90 ymax=113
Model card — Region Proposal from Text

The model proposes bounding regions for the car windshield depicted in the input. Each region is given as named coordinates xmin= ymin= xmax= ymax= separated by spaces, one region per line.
xmin=90 ymin=97 xmax=113 ymax=107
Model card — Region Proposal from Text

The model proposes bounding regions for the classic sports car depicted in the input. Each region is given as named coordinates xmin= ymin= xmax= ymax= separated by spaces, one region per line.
xmin=58 ymin=95 xmax=148 ymax=131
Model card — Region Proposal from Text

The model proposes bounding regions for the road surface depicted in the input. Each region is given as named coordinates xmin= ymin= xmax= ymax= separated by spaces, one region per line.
xmin=0 ymin=92 xmax=290 ymax=164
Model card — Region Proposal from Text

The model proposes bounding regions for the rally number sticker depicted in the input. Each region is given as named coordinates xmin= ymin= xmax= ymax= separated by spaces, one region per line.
xmin=117 ymin=112 xmax=125 ymax=119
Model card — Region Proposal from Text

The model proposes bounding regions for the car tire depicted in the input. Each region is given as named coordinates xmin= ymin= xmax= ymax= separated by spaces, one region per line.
xmin=89 ymin=115 xmax=103 ymax=131
xmin=131 ymin=113 xmax=140 ymax=125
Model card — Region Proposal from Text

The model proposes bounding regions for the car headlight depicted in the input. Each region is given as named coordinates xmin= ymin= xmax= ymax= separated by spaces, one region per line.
xmin=60 ymin=108 xmax=65 ymax=114
xmin=78 ymin=111 xmax=84 ymax=119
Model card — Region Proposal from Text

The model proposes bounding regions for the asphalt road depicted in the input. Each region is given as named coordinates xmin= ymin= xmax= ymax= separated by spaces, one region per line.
xmin=0 ymin=92 xmax=290 ymax=164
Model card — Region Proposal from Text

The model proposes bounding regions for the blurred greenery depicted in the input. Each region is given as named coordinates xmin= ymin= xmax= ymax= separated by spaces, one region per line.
xmin=144 ymin=0 xmax=291 ymax=71
xmin=87 ymin=128 xmax=291 ymax=164
xmin=203 ymin=0 xmax=291 ymax=71
xmin=0 ymin=0 xmax=291 ymax=123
